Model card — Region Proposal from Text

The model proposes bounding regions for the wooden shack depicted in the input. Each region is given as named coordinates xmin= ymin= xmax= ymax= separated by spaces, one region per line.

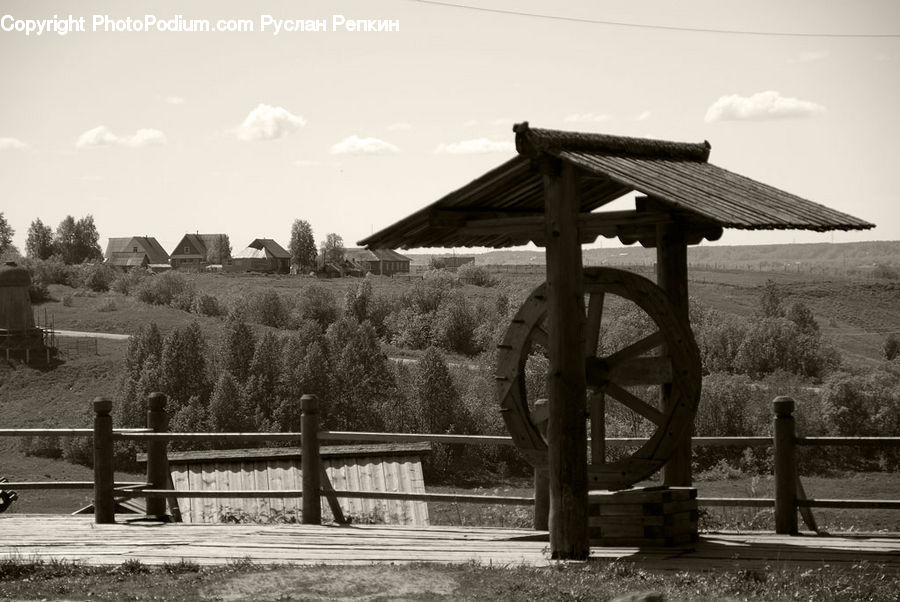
xmin=142 ymin=443 xmax=430 ymax=525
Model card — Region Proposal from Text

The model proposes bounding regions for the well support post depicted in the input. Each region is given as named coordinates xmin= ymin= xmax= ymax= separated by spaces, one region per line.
xmin=774 ymin=396 xmax=798 ymax=534
xmin=657 ymin=220 xmax=692 ymax=487
xmin=145 ymin=392 xmax=169 ymax=518
xmin=92 ymin=397 xmax=115 ymax=524
xmin=301 ymin=394 xmax=321 ymax=525
xmin=543 ymin=160 xmax=589 ymax=559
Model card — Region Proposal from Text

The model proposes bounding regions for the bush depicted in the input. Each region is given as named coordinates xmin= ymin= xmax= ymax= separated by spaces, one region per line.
xmin=190 ymin=292 xmax=222 ymax=317
xmin=295 ymin=285 xmax=339 ymax=329
xmin=111 ymin=267 xmax=152 ymax=295
xmin=457 ymin=263 xmax=497 ymax=287
xmin=883 ymin=333 xmax=900 ymax=362
xmin=135 ymin=271 xmax=196 ymax=308
xmin=22 ymin=255 xmax=72 ymax=286
xmin=28 ymin=281 xmax=51 ymax=303
xmin=76 ymin=262 xmax=117 ymax=292
xmin=97 ymin=298 xmax=117 ymax=312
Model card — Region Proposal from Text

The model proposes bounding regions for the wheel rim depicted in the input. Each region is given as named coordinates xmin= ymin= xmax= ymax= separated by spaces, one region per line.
xmin=496 ymin=267 xmax=701 ymax=490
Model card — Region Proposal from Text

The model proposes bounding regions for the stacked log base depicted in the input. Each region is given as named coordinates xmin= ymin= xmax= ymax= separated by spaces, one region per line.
xmin=589 ymin=486 xmax=698 ymax=547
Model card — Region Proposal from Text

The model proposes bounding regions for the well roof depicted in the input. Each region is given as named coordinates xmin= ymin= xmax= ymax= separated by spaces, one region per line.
xmin=358 ymin=122 xmax=874 ymax=250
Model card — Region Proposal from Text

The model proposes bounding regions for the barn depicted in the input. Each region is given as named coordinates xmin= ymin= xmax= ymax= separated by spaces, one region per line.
xmin=229 ymin=239 xmax=291 ymax=274
xmin=344 ymin=248 xmax=411 ymax=276
xmin=104 ymin=237 xmax=170 ymax=271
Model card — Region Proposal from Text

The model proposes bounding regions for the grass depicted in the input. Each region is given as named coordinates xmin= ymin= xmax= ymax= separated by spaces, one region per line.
xmin=0 ymin=556 xmax=897 ymax=601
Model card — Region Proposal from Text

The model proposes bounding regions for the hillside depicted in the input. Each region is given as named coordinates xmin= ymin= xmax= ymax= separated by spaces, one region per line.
xmin=407 ymin=241 xmax=900 ymax=270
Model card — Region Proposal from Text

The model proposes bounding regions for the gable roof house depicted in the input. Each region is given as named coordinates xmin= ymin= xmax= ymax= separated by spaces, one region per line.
xmin=104 ymin=237 xmax=170 ymax=271
xmin=169 ymin=234 xmax=227 ymax=270
xmin=229 ymin=239 xmax=291 ymax=274
xmin=344 ymin=248 xmax=411 ymax=276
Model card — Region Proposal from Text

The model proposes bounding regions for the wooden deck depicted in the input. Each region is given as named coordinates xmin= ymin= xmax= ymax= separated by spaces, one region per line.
xmin=2 ymin=515 xmax=898 ymax=570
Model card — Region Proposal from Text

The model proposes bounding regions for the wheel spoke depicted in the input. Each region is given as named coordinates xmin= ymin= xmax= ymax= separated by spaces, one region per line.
xmin=608 ymin=356 xmax=673 ymax=386
xmin=585 ymin=292 xmax=604 ymax=356
xmin=604 ymin=382 xmax=665 ymax=425
xmin=604 ymin=331 xmax=665 ymax=366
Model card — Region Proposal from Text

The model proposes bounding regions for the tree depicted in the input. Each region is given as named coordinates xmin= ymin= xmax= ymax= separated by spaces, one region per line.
xmin=205 ymin=234 xmax=231 ymax=264
xmin=53 ymin=214 xmax=102 ymax=264
xmin=208 ymin=372 xmax=246 ymax=432
xmin=159 ymin=321 xmax=210 ymax=410
xmin=759 ymin=279 xmax=785 ymax=319
xmin=0 ymin=213 xmax=14 ymax=257
xmin=289 ymin=219 xmax=317 ymax=272
xmin=217 ymin=318 xmax=256 ymax=382
xmin=321 ymin=233 xmax=345 ymax=265
xmin=25 ymin=218 xmax=54 ymax=260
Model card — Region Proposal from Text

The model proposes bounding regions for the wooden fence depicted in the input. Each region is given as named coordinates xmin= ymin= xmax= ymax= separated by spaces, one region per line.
xmin=2 ymin=394 xmax=899 ymax=535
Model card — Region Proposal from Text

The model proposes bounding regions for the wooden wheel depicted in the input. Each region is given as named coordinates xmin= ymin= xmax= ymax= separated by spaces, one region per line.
xmin=496 ymin=267 xmax=701 ymax=490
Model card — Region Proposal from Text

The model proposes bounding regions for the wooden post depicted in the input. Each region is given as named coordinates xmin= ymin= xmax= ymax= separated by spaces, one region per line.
xmin=92 ymin=397 xmax=115 ymax=524
xmin=301 ymin=394 xmax=321 ymax=525
xmin=774 ymin=396 xmax=798 ymax=535
xmin=657 ymin=220 xmax=692 ymax=487
xmin=145 ymin=392 xmax=169 ymax=518
xmin=532 ymin=399 xmax=549 ymax=531
xmin=543 ymin=160 xmax=589 ymax=559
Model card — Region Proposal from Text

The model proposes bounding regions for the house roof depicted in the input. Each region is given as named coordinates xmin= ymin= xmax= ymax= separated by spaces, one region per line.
xmin=249 ymin=238 xmax=290 ymax=259
xmin=105 ymin=236 xmax=170 ymax=264
xmin=358 ymin=122 xmax=874 ymax=250
xmin=175 ymin=234 xmax=226 ymax=256
xmin=345 ymin=247 xmax=411 ymax=262
xmin=233 ymin=246 xmax=268 ymax=260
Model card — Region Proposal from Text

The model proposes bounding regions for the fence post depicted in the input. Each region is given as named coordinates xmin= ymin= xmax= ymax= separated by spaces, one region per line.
xmin=774 ymin=396 xmax=798 ymax=535
xmin=145 ymin=392 xmax=169 ymax=518
xmin=532 ymin=399 xmax=550 ymax=530
xmin=93 ymin=397 xmax=115 ymax=524
xmin=301 ymin=394 xmax=321 ymax=525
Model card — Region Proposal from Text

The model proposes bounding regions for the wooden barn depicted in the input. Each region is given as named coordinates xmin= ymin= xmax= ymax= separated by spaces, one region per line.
xmin=104 ymin=237 xmax=170 ymax=270
xmin=344 ymin=248 xmax=411 ymax=276
xmin=169 ymin=234 xmax=228 ymax=270
xmin=228 ymin=239 xmax=291 ymax=274
xmin=147 ymin=443 xmax=431 ymax=525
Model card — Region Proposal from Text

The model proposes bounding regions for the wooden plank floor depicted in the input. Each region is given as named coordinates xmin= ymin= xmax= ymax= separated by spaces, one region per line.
xmin=2 ymin=515 xmax=898 ymax=571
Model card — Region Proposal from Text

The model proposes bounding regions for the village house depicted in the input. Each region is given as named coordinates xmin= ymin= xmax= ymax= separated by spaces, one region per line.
xmin=344 ymin=248 xmax=411 ymax=276
xmin=104 ymin=237 xmax=170 ymax=271
xmin=169 ymin=234 xmax=228 ymax=270
xmin=229 ymin=239 xmax=291 ymax=274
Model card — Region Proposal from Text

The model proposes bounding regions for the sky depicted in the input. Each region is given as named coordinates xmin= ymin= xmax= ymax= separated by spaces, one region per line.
xmin=1 ymin=0 xmax=899 ymax=256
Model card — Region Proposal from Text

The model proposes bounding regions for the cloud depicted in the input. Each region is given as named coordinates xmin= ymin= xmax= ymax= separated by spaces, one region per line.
xmin=564 ymin=113 xmax=612 ymax=123
xmin=635 ymin=111 xmax=651 ymax=122
xmin=0 ymin=137 xmax=27 ymax=150
xmin=788 ymin=51 xmax=828 ymax=64
xmin=434 ymin=138 xmax=515 ymax=154
xmin=463 ymin=119 xmax=479 ymax=127
xmin=705 ymin=91 xmax=826 ymax=122
xmin=164 ymin=95 xmax=185 ymax=105
xmin=489 ymin=118 xmax=511 ymax=126
xmin=330 ymin=135 xmax=399 ymax=155
xmin=235 ymin=104 xmax=306 ymax=141
xmin=386 ymin=122 xmax=412 ymax=131
xmin=76 ymin=126 xmax=167 ymax=149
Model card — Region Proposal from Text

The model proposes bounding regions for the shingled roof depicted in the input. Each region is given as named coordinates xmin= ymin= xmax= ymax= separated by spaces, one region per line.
xmin=104 ymin=236 xmax=170 ymax=265
xmin=358 ymin=122 xmax=874 ymax=250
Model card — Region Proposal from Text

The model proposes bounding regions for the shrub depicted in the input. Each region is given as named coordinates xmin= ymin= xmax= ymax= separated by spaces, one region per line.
xmin=883 ymin=333 xmax=900 ymax=362
xmin=295 ymin=285 xmax=339 ymax=329
xmin=22 ymin=255 xmax=72 ymax=286
xmin=135 ymin=271 xmax=196 ymax=308
xmin=457 ymin=263 xmax=497 ymax=287
xmin=28 ymin=281 xmax=51 ymax=303
xmin=77 ymin=262 xmax=117 ymax=292
xmin=431 ymin=292 xmax=479 ymax=355
xmin=190 ymin=292 xmax=222 ymax=317
xmin=97 ymin=298 xmax=117 ymax=312
xmin=111 ymin=267 xmax=152 ymax=295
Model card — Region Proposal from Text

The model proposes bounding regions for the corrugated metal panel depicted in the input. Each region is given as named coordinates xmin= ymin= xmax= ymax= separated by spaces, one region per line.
xmin=358 ymin=124 xmax=873 ymax=250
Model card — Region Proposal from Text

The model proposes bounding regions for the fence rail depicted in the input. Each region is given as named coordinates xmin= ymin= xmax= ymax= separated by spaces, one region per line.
xmin=2 ymin=393 xmax=898 ymax=535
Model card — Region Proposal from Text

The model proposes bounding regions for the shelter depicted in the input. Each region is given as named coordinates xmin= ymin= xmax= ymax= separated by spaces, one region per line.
xmin=229 ymin=238 xmax=291 ymax=274
xmin=344 ymin=247 xmax=411 ymax=276
xmin=104 ymin=236 xmax=170 ymax=271
xmin=359 ymin=122 xmax=874 ymax=558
